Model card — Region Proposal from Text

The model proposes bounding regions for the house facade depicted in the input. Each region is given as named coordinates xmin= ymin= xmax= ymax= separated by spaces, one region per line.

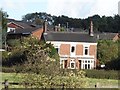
xmin=44 ymin=32 xmax=97 ymax=69
xmin=44 ymin=21 xmax=97 ymax=69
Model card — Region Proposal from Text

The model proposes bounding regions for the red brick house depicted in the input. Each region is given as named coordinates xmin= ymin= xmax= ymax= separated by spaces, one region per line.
xmin=44 ymin=21 xmax=97 ymax=69
xmin=7 ymin=19 xmax=43 ymax=40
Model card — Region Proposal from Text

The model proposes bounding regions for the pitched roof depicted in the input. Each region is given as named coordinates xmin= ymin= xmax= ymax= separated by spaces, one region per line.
xmin=44 ymin=32 xmax=97 ymax=43
xmin=7 ymin=19 xmax=42 ymax=34
xmin=96 ymin=33 xmax=118 ymax=40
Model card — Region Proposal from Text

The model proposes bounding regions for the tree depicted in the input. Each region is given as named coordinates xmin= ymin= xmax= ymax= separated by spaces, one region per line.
xmin=22 ymin=12 xmax=53 ymax=25
xmin=2 ymin=36 xmax=87 ymax=88
xmin=105 ymin=40 xmax=120 ymax=70
xmin=97 ymin=40 xmax=118 ymax=65
xmin=0 ymin=9 xmax=8 ymax=49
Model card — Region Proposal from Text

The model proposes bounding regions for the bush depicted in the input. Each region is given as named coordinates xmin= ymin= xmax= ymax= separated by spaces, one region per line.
xmin=22 ymin=70 xmax=87 ymax=88
xmin=2 ymin=67 xmax=15 ymax=73
xmin=2 ymin=49 xmax=26 ymax=66
xmin=84 ymin=69 xmax=118 ymax=80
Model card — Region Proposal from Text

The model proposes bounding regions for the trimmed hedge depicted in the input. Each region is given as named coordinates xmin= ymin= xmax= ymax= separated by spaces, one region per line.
xmin=2 ymin=67 xmax=119 ymax=80
xmin=2 ymin=67 xmax=15 ymax=73
xmin=84 ymin=69 xmax=119 ymax=80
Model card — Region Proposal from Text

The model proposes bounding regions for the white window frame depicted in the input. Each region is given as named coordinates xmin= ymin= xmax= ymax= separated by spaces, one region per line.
xmin=83 ymin=45 xmax=90 ymax=56
xmin=53 ymin=44 xmax=60 ymax=54
xmin=70 ymin=44 xmax=76 ymax=56
xmin=81 ymin=59 xmax=94 ymax=69
xmin=70 ymin=60 xmax=75 ymax=69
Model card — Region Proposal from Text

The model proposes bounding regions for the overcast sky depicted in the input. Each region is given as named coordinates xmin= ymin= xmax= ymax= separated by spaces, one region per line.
xmin=0 ymin=0 xmax=119 ymax=20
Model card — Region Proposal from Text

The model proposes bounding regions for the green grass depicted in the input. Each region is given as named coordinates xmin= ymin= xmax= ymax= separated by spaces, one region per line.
xmin=1 ymin=72 xmax=119 ymax=88
xmin=1 ymin=72 xmax=23 ymax=83
xmin=86 ymin=78 xmax=118 ymax=88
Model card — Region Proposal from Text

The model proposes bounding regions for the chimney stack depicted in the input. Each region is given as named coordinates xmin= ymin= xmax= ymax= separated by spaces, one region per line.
xmin=43 ymin=21 xmax=47 ymax=33
xmin=55 ymin=26 xmax=57 ymax=31
xmin=89 ymin=21 xmax=94 ymax=36
xmin=54 ymin=24 xmax=61 ymax=32
xmin=58 ymin=24 xmax=60 ymax=31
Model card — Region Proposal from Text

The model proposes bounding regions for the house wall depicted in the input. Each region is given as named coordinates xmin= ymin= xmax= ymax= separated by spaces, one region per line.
xmin=60 ymin=44 xmax=70 ymax=55
xmin=47 ymin=41 xmax=97 ymax=69
xmin=89 ymin=45 xmax=96 ymax=56
xmin=32 ymin=28 xmax=43 ymax=40
xmin=76 ymin=44 xmax=83 ymax=55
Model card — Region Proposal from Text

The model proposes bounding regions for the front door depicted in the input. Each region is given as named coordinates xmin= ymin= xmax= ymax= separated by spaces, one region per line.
xmin=64 ymin=60 xmax=67 ymax=68
xmin=79 ymin=60 xmax=81 ymax=69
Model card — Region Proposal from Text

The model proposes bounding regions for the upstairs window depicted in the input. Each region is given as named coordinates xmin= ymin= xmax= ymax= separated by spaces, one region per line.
xmin=84 ymin=47 xmax=88 ymax=55
xmin=54 ymin=45 xmax=59 ymax=54
xmin=71 ymin=46 xmax=75 ymax=52
xmin=56 ymin=48 xmax=58 ymax=53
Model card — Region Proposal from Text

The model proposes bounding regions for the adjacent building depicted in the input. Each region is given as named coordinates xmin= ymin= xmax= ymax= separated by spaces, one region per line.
xmin=7 ymin=19 xmax=43 ymax=40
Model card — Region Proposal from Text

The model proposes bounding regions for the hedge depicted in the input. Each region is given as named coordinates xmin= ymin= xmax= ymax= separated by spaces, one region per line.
xmin=2 ymin=67 xmax=119 ymax=80
xmin=84 ymin=69 xmax=119 ymax=80
xmin=2 ymin=67 xmax=15 ymax=73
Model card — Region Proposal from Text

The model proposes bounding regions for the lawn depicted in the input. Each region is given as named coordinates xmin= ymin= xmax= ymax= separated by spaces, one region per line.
xmin=0 ymin=72 xmax=119 ymax=89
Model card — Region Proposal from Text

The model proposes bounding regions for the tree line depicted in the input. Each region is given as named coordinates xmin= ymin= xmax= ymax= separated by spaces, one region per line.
xmin=22 ymin=12 xmax=120 ymax=33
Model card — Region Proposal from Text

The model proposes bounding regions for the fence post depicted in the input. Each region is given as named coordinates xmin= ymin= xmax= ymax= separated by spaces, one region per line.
xmin=62 ymin=83 xmax=64 ymax=90
xmin=4 ymin=79 xmax=9 ymax=90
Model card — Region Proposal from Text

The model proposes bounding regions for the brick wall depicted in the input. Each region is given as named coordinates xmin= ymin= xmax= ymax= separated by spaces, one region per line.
xmin=89 ymin=45 xmax=96 ymax=56
xmin=60 ymin=44 xmax=70 ymax=55
xmin=76 ymin=44 xmax=83 ymax=55
xmin=32 ymin=28 xmax=43 ymax=40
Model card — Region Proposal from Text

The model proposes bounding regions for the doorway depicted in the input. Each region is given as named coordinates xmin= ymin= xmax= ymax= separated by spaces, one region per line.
xmin=79 ymin=60 xmax=81 ymax=69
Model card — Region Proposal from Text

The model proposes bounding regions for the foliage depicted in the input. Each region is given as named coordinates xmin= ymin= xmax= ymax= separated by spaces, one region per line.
xmin=5 ymin=36 xmax=87 ymax=88
xmin=22 ymin=12 xmax=53 ymax=25
xmin=2 ymin=73 xmax=119 ymax=88
xmin=2 ymin=67 xmax=15 ymax=73
xmin=0 ymin=9 xmax=8 ymax=48
xmin=21 ymin=70 xmax=87 ymax=88
xmin=2 ymin=37 xmax=87 ymax=88
xmin=84 ymin=69 xmax=118 ymax=80
xmin=97 ymin=40 xmax=118 ymax=65
xmin=2 ymin=48 xmax=26 ymax=66
xmin=2 ymin=36 xmax=60 ymax=73
xmin=22 ymin=12 xmax=120 ymax=33
xmin=106 ymin=57 xmax=120 ymax=70
xmin=7 ymin=39 xmax=21 ymax=47
xmin=105 ymin=40 xmax=120 ymax=70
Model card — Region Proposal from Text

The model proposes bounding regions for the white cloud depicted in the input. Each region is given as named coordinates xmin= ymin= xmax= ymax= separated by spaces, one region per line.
xmin=47 ymin=0 xmax=119 ymax=18
xmin=0 ymin=0 xmax=26 ymax=9
xmin=0 ymin=0 xmax=119 ymax=20
xmin=87 ymin=0 xmax=119 ymax=17
xmin=46 ymin=0 xmax=95 ymax=18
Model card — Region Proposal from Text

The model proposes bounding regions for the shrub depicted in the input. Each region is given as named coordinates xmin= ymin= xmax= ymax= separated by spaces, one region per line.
xmin=84 ymin=69 xmax=118 ymax=80
xmin=2 ymin=49 xmax=26 ymax=66
xmin=22 ymin=70 xmax=88 ymax=88
xmin=2 ymin=67 xmax=15 ymax=73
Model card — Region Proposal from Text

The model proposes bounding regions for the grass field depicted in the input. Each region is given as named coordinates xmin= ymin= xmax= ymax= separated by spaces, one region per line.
xmin=0 ymin=72 xmax=119 ymax=89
